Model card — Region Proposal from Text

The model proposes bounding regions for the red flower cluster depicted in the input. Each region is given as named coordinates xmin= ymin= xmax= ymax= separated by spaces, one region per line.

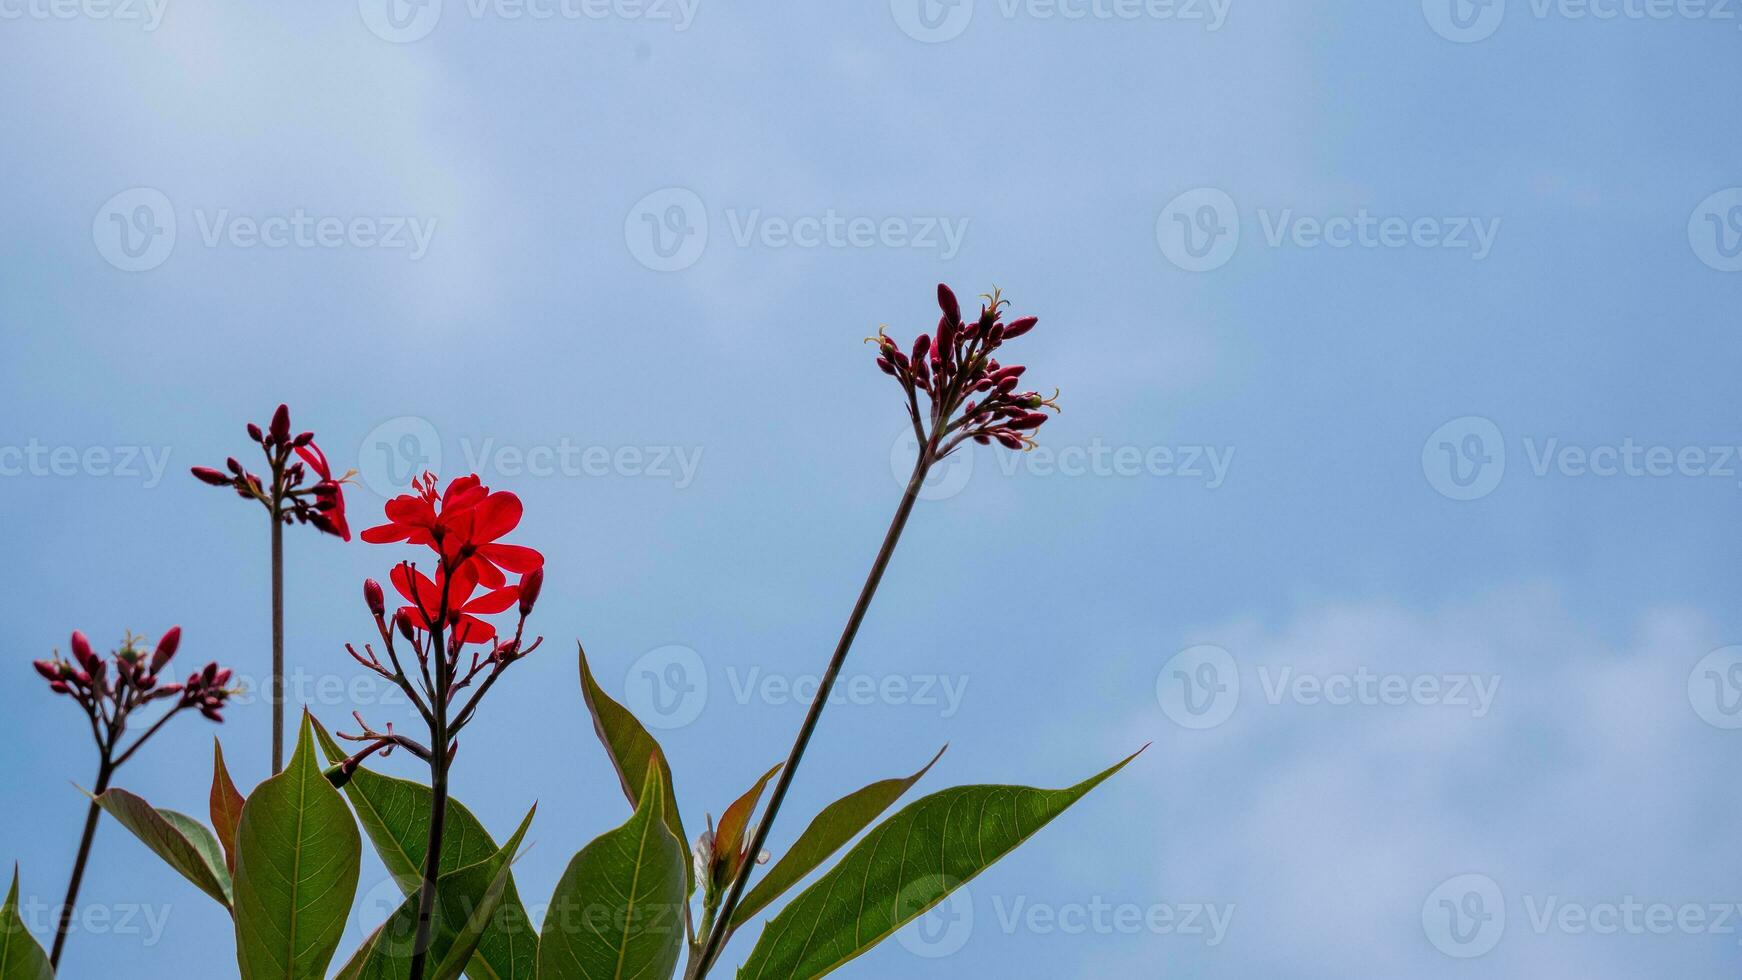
xmin=191 ymin=404 xmax=352 ymax=541
xmin=871 ymin=284 xmax=1060 ymax=455
xmin=34 ymin=628 xmax=235 ymax=731
xmin=362 ymin=473 xmax=543 ymax=590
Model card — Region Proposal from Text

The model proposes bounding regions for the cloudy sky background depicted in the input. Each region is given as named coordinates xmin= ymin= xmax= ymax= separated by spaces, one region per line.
xmin=4 ymin=1 xmax=1742 ymax=976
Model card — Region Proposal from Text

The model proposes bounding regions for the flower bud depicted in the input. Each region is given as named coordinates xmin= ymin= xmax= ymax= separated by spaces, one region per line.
xmin=246 ymin=422 xmax=264 ymax=443
xmin=876 ymin=357 xmax=896 ymax=376
xmin=937 ymin=283 xmax=960 ymax=324
xmin=226 ymin=456 xmax=244 ymax=475
xmin=33 ymin=660 xmax=58 ymax=682
xmin=394 ymin=610 xmax=417 ymax=644
xmin=191 ymin=466 xmax=231 ymax=486
xmin=71 ymin=631 xmax=96 ymax=670
xmin=292 ymin=431 xmax=314 ymax=448
xmin=990 ymin=365 xmax=1026 ymax=384
xmin=1002 ymin=316 xmax=1038 ymax=339
xmin=364 ymin=579 xmax=386 ymax=618
xmin=995 ymin=431 xmax=1025 ymax=450
xmin=269 ymin=404 xmax=291 ymax=446
xmin=150 ymin=626 xmax=181 ymax=673
xmin=519 ymin=568 xmax=544 ymax=617
xmin=911 ymin=334 xmax=931 ymax=362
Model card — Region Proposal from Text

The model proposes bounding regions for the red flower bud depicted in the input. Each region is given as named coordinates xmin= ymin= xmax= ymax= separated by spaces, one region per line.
xmin=519 ymin=568 xmax=544 ymax=617
xmin=225 ymin=456 xmax=244 ymax=474
xmin=995 ymin=431 xmax=1024 ymax=450
xmin=364 ymin=579 xmax=386 ymax=618
xmin=247 ymin=422 xmax=264 ymax=443
xmin=1003 ymin=316 xmax=1038 ymax=339
xmin=71 ymin=631 xmax=95 ymax=669
xmin=269 ymin=404 xmax=291 ymax=445
xmin=191 ymin=466 xmax=231 ymax=486
xmin=937 ymin=283 xmax=960 ymax=324
xmin=394 ymin=610 xmax=417 ymax=643
xmin=150 ymin=626 xmax=181 ymax=673
xmin=292 ymin=431 xmax=314 ymax=448
xmin=912 ymin=335 xmax=931 ymax=362
xmin=876 ymin=357 xmax=896 ymax=376
xmin=33 ymin=660 xmax=58 ymax=682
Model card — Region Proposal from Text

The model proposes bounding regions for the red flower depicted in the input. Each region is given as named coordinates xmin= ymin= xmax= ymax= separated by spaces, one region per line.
xmin=389 ymin=561 xmax=519 ymax=647
xmin=362 ymin=473 xmax=544 ymax=588
xmin=296 ymin=441 xmax=351 ymax=542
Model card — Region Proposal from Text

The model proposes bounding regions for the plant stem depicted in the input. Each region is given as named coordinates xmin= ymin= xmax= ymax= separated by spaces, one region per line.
xmin=693 ymin=441 xmax=936 ymax=976
xmin=271 ymin=503 xmax=285 ymax=774
xmin=408 ymin=575 xmax=456 ymax=980
xmin=50 ymin=759 xmax=113 ymax=969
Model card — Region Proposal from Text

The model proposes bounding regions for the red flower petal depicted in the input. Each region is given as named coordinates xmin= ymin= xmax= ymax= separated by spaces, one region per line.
xmin=471 ymin=492 xmax=523 ymax=541
xmin=360 ymin=523 xmax=412 ymax=544
xmin=462 ymin=585 xmax=519 ymax=615
xmin=294 ymin=443 xmax=332 ymax=480
xmin=478 ymin=543 xmax=544 ymax=573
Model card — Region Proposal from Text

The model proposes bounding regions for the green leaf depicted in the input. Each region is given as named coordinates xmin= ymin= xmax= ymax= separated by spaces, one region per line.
xmin=211 ymin=738 xmax=247 ymax=874
xmin=537 ymin=763 xmax=687 ymax=980
xmin=336 ymin=807 xmax=535 ymax=980
xmin=0 ymin=869 xmax=52 ymax=980
xmin=94 ymin=788 xmax=232 ymax=908
xmin=729 ymin=746 xmax=945 ymax=930
xmin=312 ymin=718 xmax=539 ymax=980
xmin=578 ymin=643 xmax=690 ymax=890
xmin=736 ymin=750 xmax=1143 ymax=980
xmin=232 ymin=712 xmax=361 ymax=980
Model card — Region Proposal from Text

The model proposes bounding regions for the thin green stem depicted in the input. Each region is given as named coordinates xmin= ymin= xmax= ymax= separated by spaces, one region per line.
xmin=270 ymin=475 xmax=286 ymax=775
xmin=49 ymin=759 xmax=113 ymax=969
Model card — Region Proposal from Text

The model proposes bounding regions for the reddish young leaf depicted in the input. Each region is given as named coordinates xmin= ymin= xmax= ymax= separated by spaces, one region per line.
xmin=211 ymin=739 xmax=246 ymax=874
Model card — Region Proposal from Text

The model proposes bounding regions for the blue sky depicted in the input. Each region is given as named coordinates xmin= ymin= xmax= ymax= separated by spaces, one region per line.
xmin=4 ymin=1 xmax=1742 ymax=976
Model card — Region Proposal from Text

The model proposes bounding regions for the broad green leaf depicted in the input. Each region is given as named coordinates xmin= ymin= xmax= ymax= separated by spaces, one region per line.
xmin=336 ymin=807 xmax=534 ymax=980
xmin=537 ymin=764 xmax=686 ymax=980
xmin=94 ymin=788 xmax=232 ymax=907
xmin=729 ymin=746 xmax=945 ymax=930
xmin=312 ymin=719 xmax=539 ymax=980
xmin=578 ymin=643 xmax=690 ymax=890
xmin=0 ymin=869 xmax=52 ymax=980
xmin=737 ymin=750 xmax=1142 ymax=980
xmin=211 ymin=738 xmax=247 ymax=874
xmin=712 ymin=762 xmax=781 ymax=888
xmin=233 ymin=713 xmax=361 ymax=980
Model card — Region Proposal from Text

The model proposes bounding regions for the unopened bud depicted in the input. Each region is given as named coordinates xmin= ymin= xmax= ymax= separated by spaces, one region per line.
xmin=937 ymin=283 xmax=960 ymax=324
xmin=911 ymin=334 xmax=931 ymax=362
xmin=1002 ymin=316 xmax=1038 ymax=339
xmin=33 ymin=660 xmax=58 ymax=682
xmin=876 ymin=357 xmax=896 ymax=376
xmin=71 ymin=631 xmax=95 ymax=669
xmin=519 ymin=568 xmax=544 ymax=617
xmin=191 ymin=466 xmax=231 ymax=486
xmin=364 ymin=579 xmax=386 ymax=618
xmin=225 ymin=456 xmax=244 ymax=475
xmin=269 ymin=404 xmax=291 ymax=445
xmin=246 ymin=422 xmax=264 ymax=443
xmin=292 ymin=431 xmax=314 ymax=448
xmin=150 ymin=626 xmax=181 ymax=673
xmin=394 ymin=611 xmax=417 ymax=643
